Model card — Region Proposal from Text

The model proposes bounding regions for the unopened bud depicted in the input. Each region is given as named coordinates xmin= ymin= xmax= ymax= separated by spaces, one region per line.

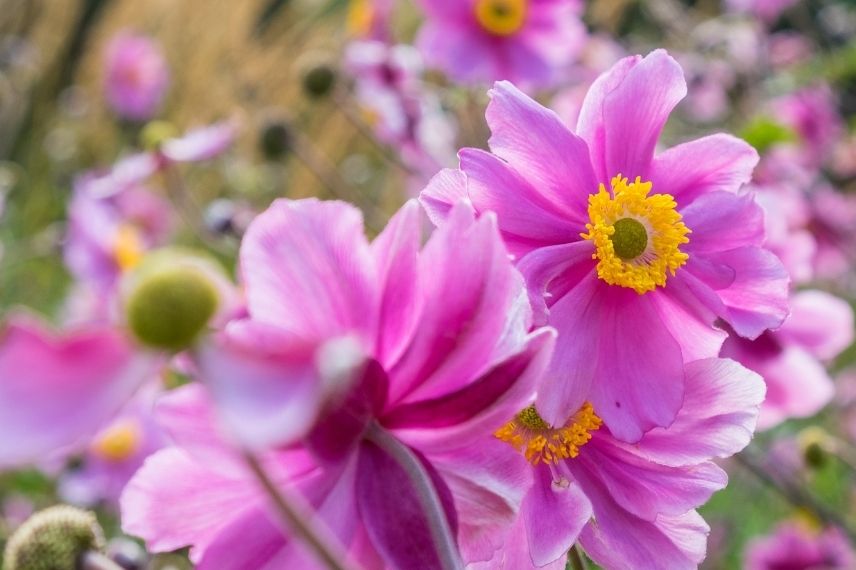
xmin=799 ymin=427 xmax=830 ymax=469
xmin=259 ymin=119 xmax=293 ymax=160
xmin=301 ymin=59 xmax=337 ymax=99
xmin=123 ymin=249 xmax=220 ymax=351
xmin=3 ymin=505 xmax=104 ymax=570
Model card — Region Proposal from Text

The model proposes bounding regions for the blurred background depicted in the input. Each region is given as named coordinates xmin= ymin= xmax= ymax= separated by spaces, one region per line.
xmin=1 ymin=0 xmax=856 ymax=568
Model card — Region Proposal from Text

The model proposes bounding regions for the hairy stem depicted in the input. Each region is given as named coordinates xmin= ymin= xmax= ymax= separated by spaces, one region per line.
xmin=365 ymin=422 xmax=462 ymax=570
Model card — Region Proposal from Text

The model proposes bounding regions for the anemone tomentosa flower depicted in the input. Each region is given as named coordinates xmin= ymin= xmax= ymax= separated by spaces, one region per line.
xmin=414 ymin=0 xmax=587 ymax=89
xmin=123 ymin=198 xmax=555 ymax=568
xmin=421 ymin=49 xmax=789 ymax=442
xmin=479 ymin=358 xmax=765 ymax=570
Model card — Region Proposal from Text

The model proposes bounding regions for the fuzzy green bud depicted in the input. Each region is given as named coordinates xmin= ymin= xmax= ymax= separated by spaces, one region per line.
xmin=301 ymin=61 xmax=337 ymax=99
xmin=124 ymin=249 xmax=221 ymax=351
xmin=799 ymin=427 xmax=830 ymax=470
xmin=3 ymin=505 xmax=104 ymax=570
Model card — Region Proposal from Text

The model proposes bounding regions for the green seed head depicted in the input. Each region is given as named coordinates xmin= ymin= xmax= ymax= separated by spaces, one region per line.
xmin=3 ymin=505 xmax=104 ymax=570
xmin=610 ymin=217 xmax=648 ymax=260
xmin=124 ymin=250 xmax=221 ymax=352
xmin=301 ymin=62 xmax=337 ymax=99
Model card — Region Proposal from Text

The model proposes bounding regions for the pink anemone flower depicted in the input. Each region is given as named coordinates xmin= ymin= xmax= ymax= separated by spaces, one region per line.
xmin=414 ymin=0 xmax=586 ymax=89
xmin=103 ymin=32 xmax=170 ymax=122
xmin=477 ymin=358 xmax=764 ymax=569
xmin=123 ymin=198 xmax=555 ymax=568
xmin=421 ymin=49 xmax=789 ymax=442
xmin=721 ymin=290 xmax=854 ymax=429
xmin=745 ymin=522 xmax=856 ymax=570
xmin=0 ymin=315 xmax=160 ymax=468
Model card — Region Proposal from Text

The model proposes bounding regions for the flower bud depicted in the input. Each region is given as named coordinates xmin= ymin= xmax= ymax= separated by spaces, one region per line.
xmin=259 ymin=119 xmax=293 ymax=160
xmin=799 ymin=427 xmax=829 ymax=469
xmin=123 ymin=249 xmax=221 ymax=351
xmin=3 ymin=505 xmax=104 ymax=570
xmin=301 ymin=59 xmax=337 ymax=99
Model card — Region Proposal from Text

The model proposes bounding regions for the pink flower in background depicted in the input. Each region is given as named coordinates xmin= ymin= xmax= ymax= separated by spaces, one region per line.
xmin=727 ymin=0 xmax=800 ymax=24
xmin=344 ymin=41 xmax=456 ymax=182
xmin=124 ymin=198 xmax=555 ymax=568
xmin=721 ymin=290 xmax=854 ymax=429
xmin=745 ymin=522 xmax=856 ymax=569
xmin=104 ymin=32 xmax=170 ymax=121
xmin=480 ymin=359 xmax=764 ymax=569
xmin=58 ymin=383 xmax=167 ymax=510
xmin=64 ymin=173 xmax=173 ymax=298
xmin=772 ymin=85 xmax=844 ymax=169
xmin=753 ymin=182 xmax=817 ymax=285
xmin=414 ymin=0 xmax=587 ymax=89
xmin=85 ymin=120 xmax=238 ymax=199
xmin=0 ymin=316 xmax=159 ymax=468
xmin=806 ymin=185 xmax=856 ymax=283
xmin=422 ymin=50 xmax=788 ymax=442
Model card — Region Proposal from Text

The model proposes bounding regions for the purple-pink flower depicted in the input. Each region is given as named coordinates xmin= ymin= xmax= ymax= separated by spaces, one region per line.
xmin=480 ymin=358 xmax=764 ymax=569
xmin=421 ymin=50 xmax=789 ymax=442
xmin=414 ymin=0 xmax=586 ymax=89
xmin=722 ymin=290 xmax=854 ymax=429
xmin=103 ymin=32 xmax=170 ymax=122
xmin=123 ymin=198 xmax=555 ymax=568
xmin=745 ymin=522 xmax=856 ymax=570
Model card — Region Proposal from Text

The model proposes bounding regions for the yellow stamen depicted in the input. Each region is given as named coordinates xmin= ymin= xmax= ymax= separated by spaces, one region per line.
xmin=347 ymin=0 xmax=375 ymax=37
xmin=581 ymin=175 xmax=690 ymax=294
xmin=474 ymin=0 xmax=527 ymax=37
xmin=113 ymin=224 xmax=144 ymax=272
xmin=495 ymin=403 xmax=602 ymax=465
xmin=91 ymin=419 xmax=141 ymax=462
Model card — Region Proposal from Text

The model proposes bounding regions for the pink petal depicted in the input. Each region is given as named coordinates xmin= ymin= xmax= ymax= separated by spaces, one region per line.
xmin=355 ymin=439 xmax=459 ymax=569
xmin=777 ymin=290 xmax=854 ymax=360
xmin=371 ymin=200 xmax=424 ymax=368
xmin=161 ymin=121 xmax=236 ymax=163
xmin=459 ymin=148 xmax=583 ymax=257
xmin=576 ymin=50 xmax=687 ymax=182
xmin=121 ymin=448 xmax=263 ymax=562
xmin=388 ymin=204 xmax=531 ymax=404
xmin=240 ymin=198 xmax=378 ymax=341
xmin=649 ymin=287 xmax=726 ymax=362
xmin=0 ymin=316 xmax=155 ymax=467
xmin=419 ymin=168 xmax=471 ymax=227
xmin=680 ymin=191 xmax=765 ymax=253
xmin=486 ymin=81 xmax=596 ymax=220
xmin=650 ymin=134 xmax=759 ymax=204
xmin=634 ymin=358 xmax=765 ymax=465
xmin=522 ymin=467 xmax=592 ymax=566
xmin=588 ymin=287 xmax=686 ymax=443
xmin=580 ymin=509 xmax=709 ymax=570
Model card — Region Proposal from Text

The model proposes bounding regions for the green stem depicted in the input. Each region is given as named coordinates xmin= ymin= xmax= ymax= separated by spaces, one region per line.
xmin=568 ymin=545 xmax=588 ymax=570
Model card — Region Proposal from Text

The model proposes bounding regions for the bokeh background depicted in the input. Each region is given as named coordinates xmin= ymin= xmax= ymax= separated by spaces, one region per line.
xmin=1 ymin=0 xmax=856 ymax=568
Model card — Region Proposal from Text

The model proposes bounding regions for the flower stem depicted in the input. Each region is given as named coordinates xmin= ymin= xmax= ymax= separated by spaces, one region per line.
xmin=365 ymin=422 xmax=463 ymax=570
xmin=568 ymin=545 xmax=589 ymax=570
xmin=243 ymin=451 xmax=360 ymax=570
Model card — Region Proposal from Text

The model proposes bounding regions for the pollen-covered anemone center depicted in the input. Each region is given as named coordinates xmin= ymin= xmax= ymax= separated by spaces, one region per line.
xmin=474 ymin=0 xmax=527 ymax=37
xmin=582 ymin=174 xmax=690 ymax=294
xmin=495 ymin=403 xmax=602 ymax=465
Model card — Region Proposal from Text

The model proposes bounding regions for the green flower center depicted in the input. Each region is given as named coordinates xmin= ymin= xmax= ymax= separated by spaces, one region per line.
xmin=610 ymin=217 xmax=648 ymax=260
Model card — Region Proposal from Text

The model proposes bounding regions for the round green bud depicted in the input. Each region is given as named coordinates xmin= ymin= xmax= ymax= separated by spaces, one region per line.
xmin=124 ymin=251 xmax=220 ymax=352
xmin=3 ymin=505 xmax=104 ymax=570
xmin=140 ymin=120 xmax=179 ymax=151
xmin=260 ymin=119 xmax=293 ymax=160
xmin=799 ymin=427 xmax=829 ymax=469
xmin=302 ymin=62 xmax=337 ymax=99
xmin=611 ymin=217 xmax=648 ymax=260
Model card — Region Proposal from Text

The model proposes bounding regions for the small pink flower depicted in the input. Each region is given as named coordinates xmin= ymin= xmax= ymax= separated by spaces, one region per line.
xmin=722 ymin=290 xmax=854 ymax=429
xmin=103 ymin=32 xmax=170 ymax=121
xmin=479 ymin=358 xmax=765 ymax=569
xmin=422 ymin=50 xmax=789 ymax=442
xmin=745 ymin=522 xmax=856 ymax=569
xmin=414 ymin=0 xmax=587 ymax=89
xmin=772 ymin=85 xmax=844 ymax=170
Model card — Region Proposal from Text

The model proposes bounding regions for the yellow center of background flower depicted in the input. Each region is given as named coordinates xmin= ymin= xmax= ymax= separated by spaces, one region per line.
xmin=474 ymin=0 xmax=528 ymax=37
xmin=495 ymin=403 xmax=602 ymax=465
xmin=113 ymin=224 xmax=145 ymax=272
xmin=347 ymin=0 xmax=376 ymax=37
xmin=91 ymin=419 xmax=142 ymax=462
xmin=582 ymin=175 xmax=690 ymax=294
